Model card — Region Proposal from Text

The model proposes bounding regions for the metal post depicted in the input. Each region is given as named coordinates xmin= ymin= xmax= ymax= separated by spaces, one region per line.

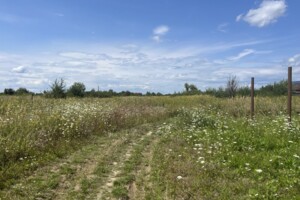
xmin=251 ymin=77 xmax=254 ymax=119
xmin=288 ymin=67 xmax=292 ymax=122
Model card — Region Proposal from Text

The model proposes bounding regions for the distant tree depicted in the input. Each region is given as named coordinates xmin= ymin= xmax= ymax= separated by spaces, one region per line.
xmin=226 ymin=75 xmax=239 ymax=97
xmin=273 ymin=80 xmax=288 ymax=96
xmin=68 ymin=82 xmax=86 ymax=97
xmin=184 ymin=83 xmax=200 ymax=94
xmin=257 ymin=80 xmax=287 ymax=96
xmin=184 ymin=83 xmax=190 ymax=92
xmin=237 ymin=86 xmax=251 ymax=97
xmin=4 ymin=88 xmax=15 ymax=95
xmin=189 ymin=84 xmax=198 ymax=92
xmin=216 ymin=87 xmax=228 ymax=98
xmin=15 ymin=87 xmax=30 ymax=95
xmin=49 ymin=78 xmax=66 ymax=98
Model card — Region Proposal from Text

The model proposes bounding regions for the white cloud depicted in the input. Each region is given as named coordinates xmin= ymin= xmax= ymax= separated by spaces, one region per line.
xmin=152 ymin=25 xmax=170 ymax=42
xmin=153 ymin=25 xmax=169 ymax=35
xmin=236 ymin=14 xmax=243 ymax=22
xmin=12 ymin=66 xmax=27 ymax=73
xmin=152 ymin=35 xmax=161 ymax=42
xmin=288 ymin=54 xmax=300 ymax=63
xmin=217 ymin=23 xmax=229 ymax=33
xmin=0 ymin=39 xmax=287 ymax=93
xmin=227 ymin=49 xmax=256 ymax=61
xmin=237 ymin=0 xmax=287 ymax=27
xmin=59 ymin=52 xmax=100 ymax=60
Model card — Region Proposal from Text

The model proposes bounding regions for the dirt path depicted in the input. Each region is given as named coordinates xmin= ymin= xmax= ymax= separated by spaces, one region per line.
xmin=1 ymin=123 xmax=161 ymax=200
xmin=127 ymin=131 xmax=159 ymax=200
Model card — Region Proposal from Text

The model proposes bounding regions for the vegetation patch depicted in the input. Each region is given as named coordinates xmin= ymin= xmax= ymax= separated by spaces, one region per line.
xmin=150 ymin=106 xmax=300 ymax=199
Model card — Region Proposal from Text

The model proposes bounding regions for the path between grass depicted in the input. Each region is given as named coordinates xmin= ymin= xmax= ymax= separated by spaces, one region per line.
xmin=0 ymin=122 xmax=163 ymax=200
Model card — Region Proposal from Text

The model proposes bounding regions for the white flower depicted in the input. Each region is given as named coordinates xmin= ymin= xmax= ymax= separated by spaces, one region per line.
xmin=255 ymin=169 xmax=263 ymax=173
xmin=177 ymin=176 xmax=183 ymax=180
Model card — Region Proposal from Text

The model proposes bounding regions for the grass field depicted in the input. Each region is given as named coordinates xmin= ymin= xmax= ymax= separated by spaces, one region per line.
xmin=0 ymin=95 xmax=299 ymax=199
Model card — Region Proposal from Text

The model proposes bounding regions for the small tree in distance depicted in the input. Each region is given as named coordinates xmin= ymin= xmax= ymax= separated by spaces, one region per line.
xmin=68 ymin=82 xmax=86 ymax=97
xmin=49 ymin=78 xmax=66 ymax=98
xmin=4 ymin=88 xmax=15 ymax=95
xmin=184 ymin=83 xmax=190 ymax=92
xmin=16 ymin=87 xmax=30 ymax=95
xmin=226 ymin=75 xmax=238 ymax=98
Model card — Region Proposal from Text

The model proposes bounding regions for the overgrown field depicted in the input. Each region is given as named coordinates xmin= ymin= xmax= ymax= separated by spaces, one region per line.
xmin=0 ymin=95 xmax=299 ymax=199
xmin=151 ymin=107 xmax=300 ymax=199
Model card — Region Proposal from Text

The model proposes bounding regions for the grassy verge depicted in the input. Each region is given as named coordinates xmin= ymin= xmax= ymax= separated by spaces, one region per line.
xmin=150 ymin=107 xmax=300 ymax=199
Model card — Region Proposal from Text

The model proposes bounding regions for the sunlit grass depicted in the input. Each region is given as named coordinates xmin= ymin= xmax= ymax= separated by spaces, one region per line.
xmin=0 ymin=94 xmax=299 ymax=199
xmin=150 ymin=105 xmax=300 ymax=199
xmin=0 ymin=96 xmax=172 ymax=189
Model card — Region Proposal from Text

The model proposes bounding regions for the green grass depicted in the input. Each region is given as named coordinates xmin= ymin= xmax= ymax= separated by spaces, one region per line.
xmin=150 ymin=106 xmax=300 ymax=199
xmin=1 ymin=95 xmax=300 ymax=199
xmin=0 ymin=96 xmax=174 ymax=189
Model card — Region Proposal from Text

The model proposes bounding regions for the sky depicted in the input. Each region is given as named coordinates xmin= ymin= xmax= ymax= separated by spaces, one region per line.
xmin=1 ymin=0 xmax=300 ymax=93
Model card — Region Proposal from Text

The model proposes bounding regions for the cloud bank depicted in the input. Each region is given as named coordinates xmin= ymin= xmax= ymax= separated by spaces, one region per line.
xmin=0 ymin=39 xmax=293 ymax=93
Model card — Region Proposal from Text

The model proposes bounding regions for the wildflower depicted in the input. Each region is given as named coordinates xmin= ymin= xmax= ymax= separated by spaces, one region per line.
xmin=255 ymin=169 xmax=263 ymax=173
xmin=177 ymin=176 xmax=183 ymax=180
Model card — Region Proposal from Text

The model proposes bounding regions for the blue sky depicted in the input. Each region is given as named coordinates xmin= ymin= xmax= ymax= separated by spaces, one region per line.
xmin=1 ymin=0 xmax=300 ymax=93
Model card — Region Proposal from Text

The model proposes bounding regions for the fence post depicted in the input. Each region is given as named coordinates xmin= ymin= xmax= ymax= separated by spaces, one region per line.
xmin=288 ymin=67 xmax=292 ymax=122
xmin=251 ymin=77 xmax=254 ymax=119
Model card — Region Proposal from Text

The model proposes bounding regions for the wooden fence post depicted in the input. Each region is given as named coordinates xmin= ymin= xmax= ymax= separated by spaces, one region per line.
xmin=288 ymin=67 xmax=292 ymax=122
xmin=251 ymin=77 xmax=254 ymax=119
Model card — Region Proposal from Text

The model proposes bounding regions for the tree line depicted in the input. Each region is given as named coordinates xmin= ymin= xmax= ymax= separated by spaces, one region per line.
xmin=1 ymin=76 xmax=289 ymax=98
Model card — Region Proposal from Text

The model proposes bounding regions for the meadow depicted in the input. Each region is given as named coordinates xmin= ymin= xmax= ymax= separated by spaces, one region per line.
xmin=0 ymin=95 xmax=299 ymax=199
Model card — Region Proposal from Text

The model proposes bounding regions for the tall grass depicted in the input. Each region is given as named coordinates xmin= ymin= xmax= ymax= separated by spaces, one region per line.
xmin=0 ymin=96 xmax=172 ymax=188
xmin=150 ymin=100 xmax=300 ymax=199
xmin=0 ymin=95 xmax=298 ymax=190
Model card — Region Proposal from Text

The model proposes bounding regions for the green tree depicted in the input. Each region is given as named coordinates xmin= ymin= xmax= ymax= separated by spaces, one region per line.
xmin=68 ymin=82 xmax=86 ymax=97
xmin=257 ymin=80 xmax=287 ymax=96
xmin=184 ymin=83 xmax=190 ymax=92
xmin=49 ymin=78 xmax=66 ymax=98
xmin=15 ymin=87 xmax=30 ymax=95
xmin=226 ymin=75 xmax=238 ymax=98
xmin=237 ymin=86 xmax=251 ymax=97
xmin=4 ymin=88 xmax=15 ymax=95
xmin=189 ymin=84 xmax=198 ymax=92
